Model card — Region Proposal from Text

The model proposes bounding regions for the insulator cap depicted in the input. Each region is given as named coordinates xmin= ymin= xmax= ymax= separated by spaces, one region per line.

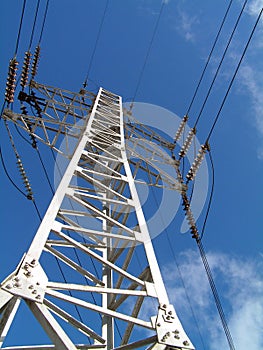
xmin=174 ymin=115 xmax=188 ymax=144
xmin=179 ymin=127 xmax=196 ymax=158
xmin=186 ymin=144 xmax=208 ymax=181
xmin=5 ymin=58 xmax=19 ymax=103
xmin=182 ymin=194 xmax=199 ymax=239
xmin=31 ymin=45 xmax=40 ymax=78
xmin=20 ymin=51 xmax=31 ymax=88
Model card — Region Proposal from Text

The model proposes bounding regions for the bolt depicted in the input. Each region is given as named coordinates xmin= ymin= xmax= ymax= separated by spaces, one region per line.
xmin=14 ymin=282 xmax=21 ymax=288
xmin=183 ymin=341 xmax=190 ymax=346
xmin=32 ymin=290 xmax=37 ymax=294
xmin=36 ymin=295 xmax=41 ymax=299
xmin=163 ymin=304 xmax=167 ymax=308
xmin=25 ymin=271 xmax=32 ymax=277
xmin=166 ymin=315 xmax=171 ymax=320
xmin=31 ymin=259 xmax=36 ymax=265
xmin=174 ymin=335 xmax=180 ymax=339
xmin=6 ymin=284 xmax=11 ymax=289
xmin=157 ymin=323 xmax=161 ymax=327
xmin=174 ymin=329 xmax=179 ymax=334
xmin=28 ymin=285 xmax=34 ymax=289
xmin=24 ymin=263 xmax=29 ymax=270
xmin=14 ymin=277 xmax=20 ymax=282
xmin=168 ymin=310 xmax=173 ymax=315
xmin=166 ymin=332 xmax=170 ymax=337
xmin=36 ymin=282 xmax=40 ymax=286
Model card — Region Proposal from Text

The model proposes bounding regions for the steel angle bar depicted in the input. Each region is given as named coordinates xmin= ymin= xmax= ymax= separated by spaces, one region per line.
xmin=82 ymin=150 xmax=122 ymax=163
xmin=52 ymin=231 xmax=145 ymax=286
xmin=46 ymin=240 xmax=105 ymax=250
xmin=0 ymin=346 xmax=105 ymax=350
xmin=110 ymin=247 xmax=136 ymax=293
xmin=57 ymin=226 xmax=138 ymax=243
xmin=43 ymin=299 xmax=105 ymax=343
xmin=126 ymin=147 xmax=184 ymax=191
xmin=120 ymin=295 xmax=144 ymax=345
xmin=47 ymin=282 xmax=147 ymax=297
xmin=25 ymin=300 xmax=76 ymax=350
xmin=83 ymin=141 xmax=121 ymax=160
xmin=66 ymin=193 xmax=136 ymax=236
xmin=46 ymin=290 xmax=153 ymax=330
xmin=80 ymin=168 xmax=127 ymax=183
xmin=109 ymin=268 xmax=151 ymax=310
xmin=44 ymin=244 xmax=104 ymax=286
xmin=0 ymin=297 xmax=21 ymax=346
xmin=58 ymin=209 xmax=97 ymax=218
xmin=109 ymin=238 xmax=134 ymax=263
xmin=113 ymin=335 xmax=158 ymax=350
xmin=69 ymin=192 xmax=130 ymax=207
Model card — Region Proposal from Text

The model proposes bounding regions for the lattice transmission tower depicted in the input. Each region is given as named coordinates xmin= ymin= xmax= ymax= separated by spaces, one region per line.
xmin=0 ymin=77 xmax=198 ymax=349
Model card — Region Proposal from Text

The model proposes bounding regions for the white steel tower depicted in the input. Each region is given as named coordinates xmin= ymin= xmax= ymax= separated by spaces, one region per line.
xmin=0 ymin=81 xmax=194 ymax=350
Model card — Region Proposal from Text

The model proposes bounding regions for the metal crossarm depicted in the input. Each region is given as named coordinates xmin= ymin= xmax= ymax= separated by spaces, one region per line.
xmin=0 ymin=85 xmax=194 ymax=349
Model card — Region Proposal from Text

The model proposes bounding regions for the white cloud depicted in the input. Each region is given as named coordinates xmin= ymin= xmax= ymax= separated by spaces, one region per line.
xmin=238 ymin=64 xmax=263 ymax=158
xmin=245 ymin=0 xmax=263 ymax=17
xmin=162 ymin=250 xmax=263 ymax=349
xmin=176 ymin=10 xmax=200 ymax=42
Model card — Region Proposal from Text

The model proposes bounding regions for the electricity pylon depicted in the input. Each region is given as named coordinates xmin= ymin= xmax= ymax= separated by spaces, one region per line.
xmin=0 ymin=81 xmax=194 ymax=350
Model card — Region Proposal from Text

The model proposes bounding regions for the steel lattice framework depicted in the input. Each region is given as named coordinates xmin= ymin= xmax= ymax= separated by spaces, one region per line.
xmin=0 ymin=82 xmax=194 ymax=350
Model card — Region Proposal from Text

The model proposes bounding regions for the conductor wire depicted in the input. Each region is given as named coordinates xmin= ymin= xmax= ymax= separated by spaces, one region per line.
xmin=193 ymin=0 xmax=248 ymax=129
xmin=186 ymin=0 xmax=233 ymax=116
xmin=205 ymin=6 xmax=263 ymax=143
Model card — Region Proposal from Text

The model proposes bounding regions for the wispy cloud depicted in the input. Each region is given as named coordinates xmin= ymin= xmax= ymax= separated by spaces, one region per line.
xmin=244 ymin=0 xmax=263 ymax=17
xmin=176 ymin=9 xmax=200 ymax=43
xmin=163 ymin=250 xmax=263 ymax=349
xmin=239 ymin=64 xmax=263 ymax=152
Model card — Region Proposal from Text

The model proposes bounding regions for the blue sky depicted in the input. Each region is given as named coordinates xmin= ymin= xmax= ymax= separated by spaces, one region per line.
xmin=0 ymin=0 xmax=262 ymax=349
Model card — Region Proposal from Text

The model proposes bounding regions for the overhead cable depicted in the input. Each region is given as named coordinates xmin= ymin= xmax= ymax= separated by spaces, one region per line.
xmin=193 ymin=0 xmax=248 ymax=129
xmin=14 ymin=0 xmax=27 ymax=56
xmin=130 ymin=2 xmax=165 ymax=110
xmin=38 ymin=0 xmax=50 ymax=44
xmin=206 ymin=6 xmax=263 ymax=143
xmin=83 ymin=0 xmax=109 ymax=88
xmin=186 ymin=0 xmax=234 ymax=116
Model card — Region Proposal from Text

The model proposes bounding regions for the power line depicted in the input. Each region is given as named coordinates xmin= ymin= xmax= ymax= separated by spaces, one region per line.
xmin=186 ymin=0 xmax=234 ymax=117
xmin=200 ymin=149 xmax=215 ymax=240
xmin=130 ymin=2 xmax=165 ymax=109
xmin=28 ymin=0 xmax=41 ymax=50
xmin=194 ymin=0 xmax=248 ymax=129
xmin=0 ymin=145 xmax=27 ymax=198
xmin=38 ymin=0 xmax=50 ymax=44
xmin=206 ymin=6 xmax=263 ymax=143
xmin=83 ymin=0 xmax=109 ymax=88
xmin=14 ymin=0 xmax=27 ymax=56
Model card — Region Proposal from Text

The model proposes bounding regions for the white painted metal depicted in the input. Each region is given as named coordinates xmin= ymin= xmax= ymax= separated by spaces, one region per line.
xmin=0 ymin=83 xmax=194 ymax=349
